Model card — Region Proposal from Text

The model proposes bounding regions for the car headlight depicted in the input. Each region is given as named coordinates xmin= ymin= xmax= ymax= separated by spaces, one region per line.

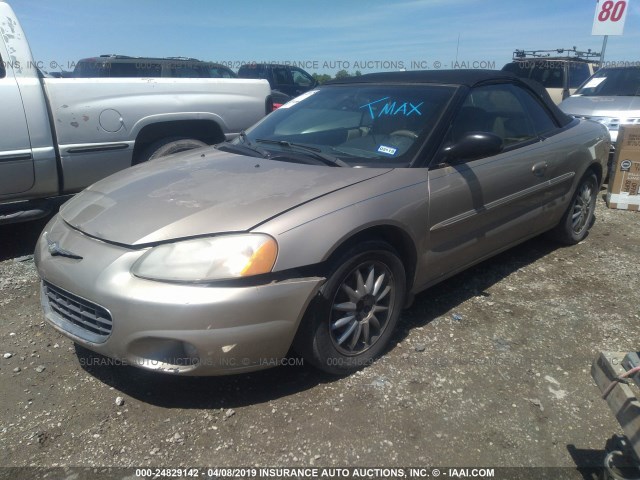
xmin=131 ymin=234 xmax=278 ymax=282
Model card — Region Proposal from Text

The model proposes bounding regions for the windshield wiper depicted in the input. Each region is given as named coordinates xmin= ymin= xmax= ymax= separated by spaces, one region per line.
xmin=255 ymin=138 xmax=321 ymax=151
xmin=255 ymin=139 xmax=348 ymax=167
xmin=216 ymin=142 xmax=270 ymax=158
xmin=216 ymin=131 xmax=270 ymax=158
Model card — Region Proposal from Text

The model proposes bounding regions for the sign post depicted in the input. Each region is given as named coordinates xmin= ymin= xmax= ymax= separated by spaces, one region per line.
xmin=592 ymin=0 xmax=630 ymax=65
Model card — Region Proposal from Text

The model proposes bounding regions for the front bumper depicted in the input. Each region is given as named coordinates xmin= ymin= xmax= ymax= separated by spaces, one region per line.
xmin=35 ymin=215 xmax=324 ymax=375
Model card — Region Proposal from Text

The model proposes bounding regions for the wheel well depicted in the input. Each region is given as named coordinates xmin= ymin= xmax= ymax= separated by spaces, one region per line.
xmin=326 ymin=226 xmax=417 ymax=291
xmin=132 ymin=120 xmax=225 ymax=163
xmin=587 ymin=162 xmax=603 ymax=185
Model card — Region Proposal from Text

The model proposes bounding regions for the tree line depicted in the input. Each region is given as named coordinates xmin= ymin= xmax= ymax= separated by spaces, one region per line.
xmin=312 ymin=70 xmax=363 ymax=84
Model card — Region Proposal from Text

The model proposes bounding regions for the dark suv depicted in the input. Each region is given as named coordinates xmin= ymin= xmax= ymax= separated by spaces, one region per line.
xmin=237 ymin=63 xmax=317 ymax=107
xmin=73 ymin=55 xmax=237 ymax=78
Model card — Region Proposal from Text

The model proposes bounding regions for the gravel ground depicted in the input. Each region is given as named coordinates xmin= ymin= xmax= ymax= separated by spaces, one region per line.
xmin=0 ymin=193 xmax=639 ymax=478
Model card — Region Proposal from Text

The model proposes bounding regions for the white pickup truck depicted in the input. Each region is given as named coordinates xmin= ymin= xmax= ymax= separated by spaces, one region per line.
xmin=0 ymin=1 xmax=271 ymax=224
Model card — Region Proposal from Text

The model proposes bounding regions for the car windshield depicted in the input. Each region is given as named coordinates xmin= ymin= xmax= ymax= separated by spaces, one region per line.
xmin=574 ymin=68 xmax=640 ymax=97
xmin=240 ymin=84 xmax=456 ymax=167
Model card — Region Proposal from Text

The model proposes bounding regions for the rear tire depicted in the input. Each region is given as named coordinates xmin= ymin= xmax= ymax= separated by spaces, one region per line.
xmin=548 ymin=172 xmax=598 ymax=245
xmin=294 ymin=241 xmax=406 ymax=375
xmin=135 ymin=137 xmax=208 ymax=164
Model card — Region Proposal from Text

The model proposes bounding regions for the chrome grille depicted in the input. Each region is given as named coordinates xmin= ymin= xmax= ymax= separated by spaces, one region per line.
xmin=42 ymin=281 xmax=112 ymax=342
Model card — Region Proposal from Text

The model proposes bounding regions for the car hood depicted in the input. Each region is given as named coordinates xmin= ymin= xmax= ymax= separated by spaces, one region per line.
xmin=60 ymin=148 xmax=392 ymax=246
xmin=559 ymin=95 xmax=640 ymax=117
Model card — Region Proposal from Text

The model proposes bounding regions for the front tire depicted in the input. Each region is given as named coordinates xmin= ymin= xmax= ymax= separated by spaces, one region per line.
xmin=548 ymin=172 xmax=598 ymax=245
xmin=294 ymin=241 xmax=406 ymax=375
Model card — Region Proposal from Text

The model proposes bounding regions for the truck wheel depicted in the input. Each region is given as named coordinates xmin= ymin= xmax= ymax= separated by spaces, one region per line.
xmin=135 ymin=137 xmax=208 ymax=164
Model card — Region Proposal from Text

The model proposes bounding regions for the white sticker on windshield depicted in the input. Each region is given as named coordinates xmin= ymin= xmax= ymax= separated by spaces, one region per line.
xmin=278 ymin=90 xmax=320 ymax=109
xmin=378 ymin=145 xmax=397 ymax=156
xmin=583 ymin=77 xmax=606 ymax=89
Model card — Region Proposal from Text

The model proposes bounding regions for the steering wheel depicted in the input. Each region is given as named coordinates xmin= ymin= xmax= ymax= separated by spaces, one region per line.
xmin=390 ymin=130 xmax=418 ymax=139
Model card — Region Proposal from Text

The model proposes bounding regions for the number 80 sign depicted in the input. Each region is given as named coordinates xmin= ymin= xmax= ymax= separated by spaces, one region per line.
xmin=592 ymin=0 xmax=630 ymax=35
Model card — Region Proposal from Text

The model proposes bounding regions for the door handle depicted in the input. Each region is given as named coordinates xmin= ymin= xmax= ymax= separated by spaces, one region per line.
xmin=532 ymin=161 xmax=548 ymax=177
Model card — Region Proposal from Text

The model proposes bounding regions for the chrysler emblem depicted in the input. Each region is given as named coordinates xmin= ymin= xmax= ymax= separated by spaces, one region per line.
xmin=45 ymin=232 xmax=83 ymax=260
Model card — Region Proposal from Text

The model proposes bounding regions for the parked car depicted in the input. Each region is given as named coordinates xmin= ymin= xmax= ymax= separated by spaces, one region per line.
xmin=559 ymin=66 xmax=640 ymax=159
xmin=35 ymin=70 xmax=609 ymax=377
xmin=238 ymin=63 xmax=318 ymax=108
xmin=0 ymin=1 xmax=271 ymax=224
xmin=502 ymin=48 xmax=599 ymax=104
xmin=73 ymin=55 xmax=237 ymax=78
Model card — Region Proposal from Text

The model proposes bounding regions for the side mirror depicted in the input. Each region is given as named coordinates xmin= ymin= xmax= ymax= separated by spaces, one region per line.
xmin=441 ymin=132 xmax=504 ymax=162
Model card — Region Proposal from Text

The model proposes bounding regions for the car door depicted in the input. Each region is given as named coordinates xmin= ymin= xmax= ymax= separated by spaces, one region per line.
xmin=290 ymin=67 xmax=316 ymax=96
xmin=271 ymin=66 xmax=295 ymax=97
xmin=0 ymin=48 xmax=34 ymax=195
xmin=423 ymin=83 xmax=561 ymax=282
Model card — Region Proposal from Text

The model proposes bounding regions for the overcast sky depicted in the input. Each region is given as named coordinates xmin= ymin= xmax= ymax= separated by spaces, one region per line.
xmin=10 ymin=0 xmax=640 ymax=74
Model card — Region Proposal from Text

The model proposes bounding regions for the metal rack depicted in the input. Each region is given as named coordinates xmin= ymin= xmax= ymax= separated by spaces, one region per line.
xmin=512 ymin=47 xmax=601 ymax=62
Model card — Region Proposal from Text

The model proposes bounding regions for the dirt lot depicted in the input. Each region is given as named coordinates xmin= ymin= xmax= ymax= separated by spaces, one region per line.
xmin=1 ymin=193 xmax=639 ymax=478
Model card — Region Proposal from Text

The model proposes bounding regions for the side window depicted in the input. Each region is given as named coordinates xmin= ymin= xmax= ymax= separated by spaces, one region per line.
xmin=0 ymin=53 xmax=5 ymax=78
xmin=530 ymin=63 xmax=564 ymax=89
xmin=272 ymin=67 xmax=291 ymax=86
xmin=502 ymin=62 xmax=531 ymax=80
xmin=107 ymin=62 xmax=136 ymax=77
xmin=170 ymin=65 xmax=207 ymax=78
xmin=568 ymin=63 xmax=591 ymax=88
xmin=238 ymin=67 xmax=262 ymax=79
xmin=210 ymin=67 xmax=234 ymax=78
xmin=513 ymin=87 xmax=558 ymax=135
xmin=109 ymin=62 xmax=161 ymax=77
xmin=292 ymin=68 xmax=313 ymax=87
xmin=136 ymin=62 xmax=162 ymax=77
xmin=73 ymin=61 xmax=111 ymax=77
xmin=450 ymin=84 xmax=538 ymax=148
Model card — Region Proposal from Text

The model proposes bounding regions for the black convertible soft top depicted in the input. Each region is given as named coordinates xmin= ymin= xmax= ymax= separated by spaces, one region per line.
xmin=328 ymin=69 xmax=573 ymax=127
xmin=328 ymin=69 xmax=517 ymax=87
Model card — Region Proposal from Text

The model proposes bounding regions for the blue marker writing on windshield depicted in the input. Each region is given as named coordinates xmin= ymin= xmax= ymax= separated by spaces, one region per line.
xmin=360 ymin=98 xmax=424 ymax=119
xmin=360 ymin=97 xmax=390 ymax=119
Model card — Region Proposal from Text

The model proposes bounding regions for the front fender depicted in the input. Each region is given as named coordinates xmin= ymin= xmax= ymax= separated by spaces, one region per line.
xmin=254 ymin=169 xmax=429 ymax=274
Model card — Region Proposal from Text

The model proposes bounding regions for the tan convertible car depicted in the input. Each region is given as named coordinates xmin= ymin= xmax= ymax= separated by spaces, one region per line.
xmin=35 ymin=70 xmax=610 ymax=376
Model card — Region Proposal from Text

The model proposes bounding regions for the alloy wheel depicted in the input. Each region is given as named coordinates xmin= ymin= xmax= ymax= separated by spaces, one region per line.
xmin=329 ymin=261 xmax=395 ymax=355
xmin=571 ymin=181 xmax=594 ymax=235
